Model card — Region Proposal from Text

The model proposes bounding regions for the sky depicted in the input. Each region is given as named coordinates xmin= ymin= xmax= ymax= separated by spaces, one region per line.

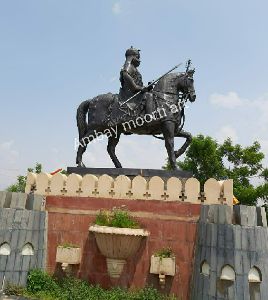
xmin=0 ymin=0 xmax=268 ymax=189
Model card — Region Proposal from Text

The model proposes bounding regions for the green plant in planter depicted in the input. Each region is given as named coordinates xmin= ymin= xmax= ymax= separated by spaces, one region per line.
xmin=154 ymin=247 xmax=175 ymax=259
xmin=59 ymin=242 xmax=79 ymax=249
xmin=95 ymin=206 xmax=140 ymax=229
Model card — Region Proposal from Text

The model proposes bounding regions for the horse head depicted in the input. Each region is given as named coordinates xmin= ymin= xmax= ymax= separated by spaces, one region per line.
xmin=177 ymin=69 xmax=196 ymax=102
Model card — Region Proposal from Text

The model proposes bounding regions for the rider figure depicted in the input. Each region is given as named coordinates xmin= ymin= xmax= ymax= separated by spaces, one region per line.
xmin=119 ymin=46 xmax=153 ymax=114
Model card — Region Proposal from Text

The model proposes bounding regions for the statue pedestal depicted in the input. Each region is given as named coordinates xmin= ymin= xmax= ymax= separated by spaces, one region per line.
xmin=66 ymin=167 xmax=192 ymax=179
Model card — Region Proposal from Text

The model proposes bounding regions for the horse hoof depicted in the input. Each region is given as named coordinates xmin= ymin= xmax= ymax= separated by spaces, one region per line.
xmin=77 ymin=162 xmax=86 ymax=168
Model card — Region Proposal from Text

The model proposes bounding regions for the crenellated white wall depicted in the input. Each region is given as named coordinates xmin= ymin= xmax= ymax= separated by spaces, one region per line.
xmin=25 ymin=172 xmax=233 ymax=206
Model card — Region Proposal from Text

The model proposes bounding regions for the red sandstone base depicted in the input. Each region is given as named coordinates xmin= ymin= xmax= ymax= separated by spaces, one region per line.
xmin=46 ymin=196 xmax=200 ymax=299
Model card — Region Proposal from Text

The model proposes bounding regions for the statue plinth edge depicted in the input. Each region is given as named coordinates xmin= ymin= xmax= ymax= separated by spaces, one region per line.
xmin=67 ymin=167 xmax=192 ymax=179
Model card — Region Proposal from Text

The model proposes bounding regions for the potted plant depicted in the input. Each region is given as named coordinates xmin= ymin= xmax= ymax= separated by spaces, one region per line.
xmin=89 ymin=206 xmax=149 ymax=278
xmin=150 ymin=247 xmax=176 ymax=288
xmin=56 ymin=243 xmax=81 ymax=271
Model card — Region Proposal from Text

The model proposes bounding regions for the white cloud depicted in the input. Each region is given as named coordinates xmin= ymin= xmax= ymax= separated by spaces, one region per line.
xmin=216 ymin=125 xmax=238 ymax=143
xmin=112 ymin=2 xmax=122 ymax=14
xmin=252 ymin=94 xmax=268 ymax=130
xmin=210 ymin=91 xmax=268 ymax=134
xmin=210 ymin=92 xmax=244 ymax=109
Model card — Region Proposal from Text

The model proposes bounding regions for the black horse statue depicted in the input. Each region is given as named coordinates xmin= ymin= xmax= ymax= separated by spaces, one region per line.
xmin=76 ymin=69 xmax=196 ymax=170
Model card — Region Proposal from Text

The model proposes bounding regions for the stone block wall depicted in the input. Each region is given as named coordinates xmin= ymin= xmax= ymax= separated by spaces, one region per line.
xmin=0 ymin=191 xmax=47 ymax=286
xmin=191 ymin=205 xmax=268 ymax=300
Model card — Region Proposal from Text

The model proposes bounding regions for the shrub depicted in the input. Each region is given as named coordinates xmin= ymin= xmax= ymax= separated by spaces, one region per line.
xmin=24 ymin=269 xmax=177 ymax=300
xmin=58 ymin=277 xmax=98 ymax=300
xmin=133 ymin=286 xmax=171 ymax=300
xmin=27 ymin=269 xmax=59 ymax=295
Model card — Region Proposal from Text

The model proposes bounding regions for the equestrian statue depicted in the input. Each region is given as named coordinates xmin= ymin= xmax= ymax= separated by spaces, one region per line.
xmin=76 ymin=47 xmax=196 ymax=170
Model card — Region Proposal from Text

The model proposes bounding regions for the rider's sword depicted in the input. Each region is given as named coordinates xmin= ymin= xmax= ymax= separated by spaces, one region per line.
xmin=120 ymin=62 xmax=182 ymax=106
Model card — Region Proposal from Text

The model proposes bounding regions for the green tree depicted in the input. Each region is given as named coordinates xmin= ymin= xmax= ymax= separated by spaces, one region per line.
xmin=165 ymin=135 xmax=268 ymax=205
xmin=177 ymin=135 xmax=226 ymax=184
xmin=6 ymin=163 xmax=42 ymax=192
xmin=218 ymin=139 xmax=268 ymax=205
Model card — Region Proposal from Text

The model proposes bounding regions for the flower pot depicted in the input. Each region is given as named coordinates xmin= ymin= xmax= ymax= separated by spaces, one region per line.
xmin=56 ymin=246 xmax=81 ymax=270
xmin=150 ymin=255 xmax=176 ymax=288
xmin=89 ymin=225 xmax=149 ymax=278
xmin=150 ymin=255 xmax=176 ymax=276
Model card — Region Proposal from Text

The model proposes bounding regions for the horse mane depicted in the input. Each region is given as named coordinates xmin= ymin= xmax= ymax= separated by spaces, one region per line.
xmin=157 ymin=72 xmax=185 ymax=83
xmin=154 ymin=72 xmax=186 ymax=93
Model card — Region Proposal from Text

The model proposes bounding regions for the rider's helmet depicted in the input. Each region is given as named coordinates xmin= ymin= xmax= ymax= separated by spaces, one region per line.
xmin=125 ymin=46 xmax=140 ymax=58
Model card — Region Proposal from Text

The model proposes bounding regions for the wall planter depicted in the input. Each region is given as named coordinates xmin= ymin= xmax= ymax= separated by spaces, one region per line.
xmin=150 ymin=248 xmax=176 ymax=288
xmin=56 ymin=245 xmax=81 ymax=271
xmin=89 ymin=224 xmax=149 ymax=278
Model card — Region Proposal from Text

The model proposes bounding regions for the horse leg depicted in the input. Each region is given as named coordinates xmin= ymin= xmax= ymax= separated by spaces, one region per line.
xmin=174 ymin=129 xmax=192 ymax=158
xmin=161 ymin=121 xmax=177 ymax=170
xmin=107 ymin=132 xmax=122 ymax=168
xmin=76 ymin=130 xmax=96 ymax=167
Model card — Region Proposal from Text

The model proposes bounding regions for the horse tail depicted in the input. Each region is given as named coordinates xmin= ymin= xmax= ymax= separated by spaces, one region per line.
xmin=76 ymin=99 xmax=91 ymax=140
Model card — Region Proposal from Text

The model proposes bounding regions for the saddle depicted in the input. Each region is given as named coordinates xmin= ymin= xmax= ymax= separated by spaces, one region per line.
xmin=105 ymin=94 xmax=145 ymax=127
